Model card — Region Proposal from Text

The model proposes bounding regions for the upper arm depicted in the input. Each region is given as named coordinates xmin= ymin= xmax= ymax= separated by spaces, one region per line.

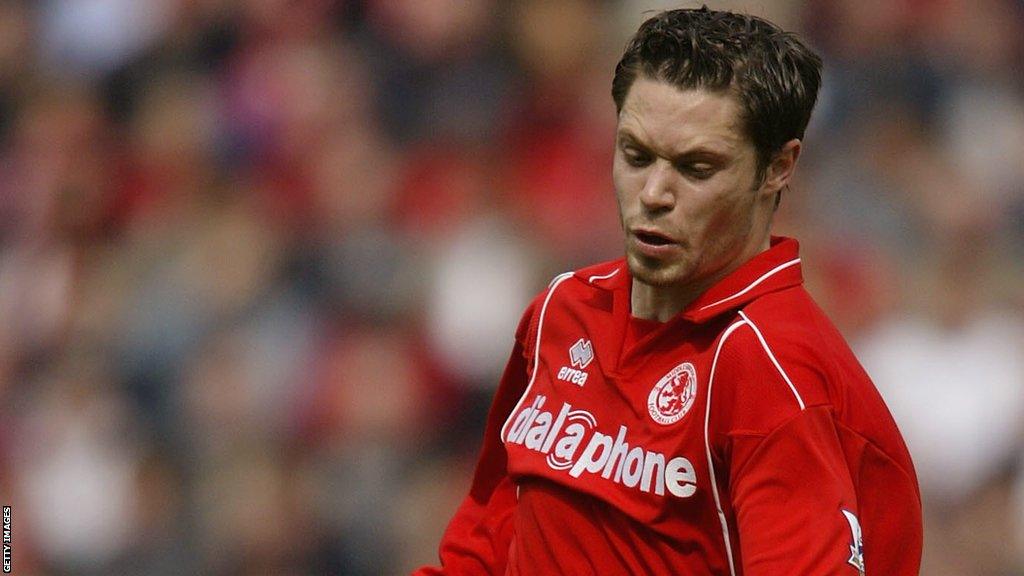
xmin=730 ymin=407 xmax=864 ymax=575
xmin=710 ymin=317 xmax=863 ymax=575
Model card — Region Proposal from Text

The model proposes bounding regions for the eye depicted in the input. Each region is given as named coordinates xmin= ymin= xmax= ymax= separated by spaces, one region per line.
xmin=679 ymin=163 xmax=716 ymax=180
xmin=622 ymin=146 xmax=652 ymax=168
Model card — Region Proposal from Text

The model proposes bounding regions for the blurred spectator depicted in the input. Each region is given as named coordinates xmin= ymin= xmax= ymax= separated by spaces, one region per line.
xmin=13 ymin=348 xmax=141 ymax=575
xmin=858 ymin=217 xmax=1024 ymax=574
xmin=37 ymin=0 xmax=174 ymax=78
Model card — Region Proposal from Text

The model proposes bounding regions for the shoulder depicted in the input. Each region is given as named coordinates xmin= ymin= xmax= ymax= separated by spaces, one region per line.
xmin=706 ymin=287 xmax=845 ymax=429
xmin=525 ymin=258 xmax=626 ymax=318
xmin=706 ymin=313 xmax=817 ymax=437
xmin=710 ymin=286 xmax=881 ymax=430
xmin=516 ymin=258 xmax=624 ymax=345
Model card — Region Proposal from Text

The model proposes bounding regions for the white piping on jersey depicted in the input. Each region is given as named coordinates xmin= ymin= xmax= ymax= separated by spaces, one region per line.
xmin=704 ymin=312 xmax=808 ymax=575
xmin=704 ymin=319 xmax=748 ymax=576
xmin=502 ymin=272 xmax=575 ymax=443
xmin=587 ymin=268 xmax=620 ymax=284
xmin=548 ymin=270 xmax=574 ymax=288
xmin=737 ymin=311 xmax=806 ymax=410
xmin=697 ymin=258 xmax=800 ymax=312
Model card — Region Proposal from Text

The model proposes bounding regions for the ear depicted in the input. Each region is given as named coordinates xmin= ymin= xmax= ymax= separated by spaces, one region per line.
xmin=760 ymin=138 xmax=802 ymax=196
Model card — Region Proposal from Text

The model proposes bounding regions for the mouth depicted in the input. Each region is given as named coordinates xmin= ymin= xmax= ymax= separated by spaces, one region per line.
xmin=629 ymin=228 xmax=681 ymax=259
xmin=632 ymin=229 xmax=676 ymax=247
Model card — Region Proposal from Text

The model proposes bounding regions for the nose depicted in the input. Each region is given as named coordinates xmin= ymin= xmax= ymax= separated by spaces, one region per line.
xmin=639 ymin=161 xmax=676 ymax=213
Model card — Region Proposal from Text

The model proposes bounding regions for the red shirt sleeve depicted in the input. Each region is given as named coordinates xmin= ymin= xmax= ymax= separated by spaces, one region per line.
xmin=729 ymin=407 xmax=864 ymax=575
xmin=711 ymin=324 xmax=866 ymax=575
xmin=412 ymin=296 xmax=541 ymax=576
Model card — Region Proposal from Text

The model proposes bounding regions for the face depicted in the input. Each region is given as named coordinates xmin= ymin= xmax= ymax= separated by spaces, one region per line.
xmin=613 ymin=77 xmax=777 ymax=295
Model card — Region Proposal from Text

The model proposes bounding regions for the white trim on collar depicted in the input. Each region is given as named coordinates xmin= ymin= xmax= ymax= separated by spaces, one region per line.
xmin=587 ymin=268 xmax=621 ymax=284
xmin=697 ymin=258 xmax=801 ymax=312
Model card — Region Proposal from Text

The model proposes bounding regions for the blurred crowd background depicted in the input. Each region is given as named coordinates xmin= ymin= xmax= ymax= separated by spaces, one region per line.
xmin=0 ymin=0 xmax=1021 ymax=574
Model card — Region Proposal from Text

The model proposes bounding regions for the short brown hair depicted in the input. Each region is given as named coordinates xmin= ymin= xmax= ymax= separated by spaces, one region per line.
xmin=612 ymin=6 xmax=823 ymax=177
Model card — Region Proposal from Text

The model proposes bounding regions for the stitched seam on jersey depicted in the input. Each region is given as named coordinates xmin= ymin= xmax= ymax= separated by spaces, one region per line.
xmin=704 ymin=318 xmax=748 ymax=576
xmin=834 ymin=419 xmax=920 ymax=490
xmin=501 ymin=271 xmax=574 ymax=443
xmin=698 ymin=258 xmax=800 ymax=311
xmin=728 ymin=405 xmax=834 ymax=481
xmin=737 ymin=310 xmax=806 ymax=410
xmin=725 ymin=430 xmax=770 ymax=439
xmin=587 ymin=268 xmax=620 ymax=284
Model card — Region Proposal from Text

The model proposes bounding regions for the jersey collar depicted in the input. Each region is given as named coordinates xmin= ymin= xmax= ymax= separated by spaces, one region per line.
xmin=681 ymin=236 xmax=803 ymax=323
xmin=576 ymin=236 xmax=803 ymax=325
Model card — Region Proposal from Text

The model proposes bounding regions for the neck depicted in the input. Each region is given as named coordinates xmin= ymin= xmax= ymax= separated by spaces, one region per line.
xmin=630 ymin=234 xmax=772 ymax=322
xmin=630 ymin=278 xmax=710 ymax=322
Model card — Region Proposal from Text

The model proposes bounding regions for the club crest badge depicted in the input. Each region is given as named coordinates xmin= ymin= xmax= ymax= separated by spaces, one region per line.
xmin=647 ymin=362 xmax=698 ymax=425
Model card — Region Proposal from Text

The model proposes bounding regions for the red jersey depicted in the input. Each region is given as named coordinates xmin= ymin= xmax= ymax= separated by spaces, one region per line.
xmin=415 ymin=237 xmax=922 ymax=575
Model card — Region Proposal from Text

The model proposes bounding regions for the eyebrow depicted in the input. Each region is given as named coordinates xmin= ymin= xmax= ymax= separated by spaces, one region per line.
xmin=616 ymin=130 xmax=733 ymax=163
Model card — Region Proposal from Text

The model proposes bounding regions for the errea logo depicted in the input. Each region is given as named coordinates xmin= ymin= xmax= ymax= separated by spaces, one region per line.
xmin=569 ymin=339 xmax=594 ymax=369
xmin=557 ymin=339 xmax=593 ymax=386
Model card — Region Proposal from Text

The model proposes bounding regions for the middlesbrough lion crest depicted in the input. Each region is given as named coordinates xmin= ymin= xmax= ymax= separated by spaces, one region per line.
xmin=647 ymin=362 xmax=698 ymax=425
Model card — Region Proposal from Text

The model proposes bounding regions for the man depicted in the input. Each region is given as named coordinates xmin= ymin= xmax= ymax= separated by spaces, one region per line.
xmin=416 ymin=7 xmax=922 ymax=575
